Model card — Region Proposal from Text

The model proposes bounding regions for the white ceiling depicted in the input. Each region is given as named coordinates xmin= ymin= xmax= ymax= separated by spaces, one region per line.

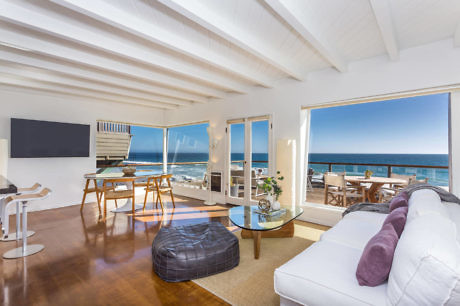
xmin=0 ymin=0 xmax=459 ymax=109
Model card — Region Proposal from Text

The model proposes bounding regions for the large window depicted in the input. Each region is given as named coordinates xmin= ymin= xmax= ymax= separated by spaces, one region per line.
xmin=305 ymin=93 xmax=450 ymax=206
xmin=167 ymin=123 xmax=209 ymax=188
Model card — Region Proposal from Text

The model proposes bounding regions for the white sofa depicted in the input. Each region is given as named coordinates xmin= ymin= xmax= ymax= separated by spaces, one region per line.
xmin=275 ymin=189 xmax=460 ymax=305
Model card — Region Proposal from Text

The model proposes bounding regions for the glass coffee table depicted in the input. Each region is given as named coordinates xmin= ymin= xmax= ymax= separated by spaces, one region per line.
xmin=229 ymin=205 xmax=303 ymax=259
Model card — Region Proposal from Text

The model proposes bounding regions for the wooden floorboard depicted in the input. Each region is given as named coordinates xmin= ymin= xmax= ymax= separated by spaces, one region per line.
xmin=0 ymin=196 xmax=234 ymax=306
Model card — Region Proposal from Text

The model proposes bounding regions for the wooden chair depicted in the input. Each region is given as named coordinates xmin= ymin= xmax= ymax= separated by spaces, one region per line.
xmin=379 ymin=173 xmax=415 ymax=202
xmin=81 ymin=176 xmax=117 ymax=214
xmin=143 ymin=176 xmax=158 ymax=211
xmin=102 ymin=178 xmax=136 ymax=220
xmin=154 ymin=174 xmax=175 ymax=212
xmin=324 ymin=172 xmax=366 ymax=207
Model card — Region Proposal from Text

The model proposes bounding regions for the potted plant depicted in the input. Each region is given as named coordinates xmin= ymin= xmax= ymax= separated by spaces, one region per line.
xmin=259 ymin=171 xmax=284 ymax=210
xmin=364 ymin=169 xmax=373 ymax=179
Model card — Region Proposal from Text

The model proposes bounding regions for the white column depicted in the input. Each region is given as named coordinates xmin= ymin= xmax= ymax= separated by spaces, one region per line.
xmin=162 ymin=128 xmax=168 ymax=173
xmin=277 ymin=139 xmax=296 ymax=207
xmin=0 ymin=139 xmax=7 ymax=178
xmin=450 ymin=92 xmax=460 ymax=196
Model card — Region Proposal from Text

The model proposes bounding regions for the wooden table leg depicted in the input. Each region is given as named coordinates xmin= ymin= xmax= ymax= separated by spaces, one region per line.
xmin=253 ymin=231 xmax=261 ymax=259
xmin=368 ymin=183 xmax=384 ymax=203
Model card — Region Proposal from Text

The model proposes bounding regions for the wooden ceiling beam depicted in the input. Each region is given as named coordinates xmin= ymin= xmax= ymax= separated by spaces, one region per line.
xmin=0 ymin=74 xmax=178 ymax=110
xmin=369 ymin=0 xmax=399 ymax=60
xmin=264 ymin=0 xmax=347 ymax=73
xmin=158 ymin=0 xmax=305 ymax=80
xmin=0 ymin=47 xmax=207 ymax=103
xmin=0 ymin=25 xmax=225 ymax=99
xmin=0 ymin=63 xmax=193 ymax=107
xmin=0 ymin=1 xmax=247 ymax=93
xmin=51 ymin=0 xmax=274 ymax=88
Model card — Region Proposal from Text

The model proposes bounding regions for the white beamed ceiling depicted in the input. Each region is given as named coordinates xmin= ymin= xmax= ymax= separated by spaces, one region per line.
xmin=0 ymin=0 xmax=459 ymax=110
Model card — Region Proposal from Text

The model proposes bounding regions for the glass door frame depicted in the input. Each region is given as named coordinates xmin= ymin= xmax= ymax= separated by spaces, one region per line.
xmin=225 ymin=115 xmax=273 ymax=206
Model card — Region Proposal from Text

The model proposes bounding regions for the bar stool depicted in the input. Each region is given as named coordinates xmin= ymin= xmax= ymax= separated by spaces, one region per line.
xmin=3 ymin=188 xmax=52 ymax=259
xmin=1 ymin=183 xmax=41 ymax=241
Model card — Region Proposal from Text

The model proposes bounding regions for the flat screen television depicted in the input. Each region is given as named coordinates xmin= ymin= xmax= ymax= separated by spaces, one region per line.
xmin=11 ymin=118 xmax=90 ymax=158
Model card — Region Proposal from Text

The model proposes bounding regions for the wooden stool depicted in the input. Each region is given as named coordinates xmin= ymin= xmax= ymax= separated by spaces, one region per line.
xmin=3 ymin=188 xmax=52 ymax=259
xmin=1 ymin=183 xmax=41 ymax=241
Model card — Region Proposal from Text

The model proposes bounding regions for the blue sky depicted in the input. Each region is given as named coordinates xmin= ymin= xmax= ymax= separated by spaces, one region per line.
xmin=230 ymin=120 xmax=269 ymax=154
xmin=309 ymin=93 xmax=449 ymax=154
xmin=130 ymin=125 xmax=163 ymax=153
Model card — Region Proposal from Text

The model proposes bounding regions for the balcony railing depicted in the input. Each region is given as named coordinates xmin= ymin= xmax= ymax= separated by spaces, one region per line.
xmin=308 ymin=161 xmax=448 ymax=178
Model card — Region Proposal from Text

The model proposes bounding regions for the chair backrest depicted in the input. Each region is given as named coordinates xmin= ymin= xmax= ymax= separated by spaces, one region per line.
xmin=307 ymin=168 xmax=314 ymax=177
xmin=17 ymin=182 xmax=41 ymax=193
xmin=390 ymin=173 xmax=416 ymax=183
xmin=324 ymin=172 xmax=346 ymax=188
xmin=409 ymin=177 xmax=428 ymax=184
xmin=103 ymin=177 xmax=136 ymax=190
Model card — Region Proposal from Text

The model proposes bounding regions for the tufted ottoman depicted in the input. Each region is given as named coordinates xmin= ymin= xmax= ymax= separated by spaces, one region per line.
xmin=152 ymin=222 xmax=239 ymax=282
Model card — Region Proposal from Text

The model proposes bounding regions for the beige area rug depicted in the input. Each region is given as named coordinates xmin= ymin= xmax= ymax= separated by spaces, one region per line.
xmin=192 ymin=222 xmax=328 ymax=306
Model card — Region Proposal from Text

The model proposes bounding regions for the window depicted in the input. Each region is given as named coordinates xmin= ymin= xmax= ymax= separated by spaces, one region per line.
xmin=167 ymin=123 xmax=209 ymax=188
xmin=305 ymin=93 xmax=450 ymax=206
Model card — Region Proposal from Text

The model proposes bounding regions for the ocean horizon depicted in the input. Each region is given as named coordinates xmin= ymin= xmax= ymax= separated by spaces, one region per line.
xmin=123 ymin=152 xmax=449 ymax=186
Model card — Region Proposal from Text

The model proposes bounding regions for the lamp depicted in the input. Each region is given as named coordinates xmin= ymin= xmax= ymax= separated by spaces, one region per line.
xmin=204 ymin=127 xmax=217 ymax=205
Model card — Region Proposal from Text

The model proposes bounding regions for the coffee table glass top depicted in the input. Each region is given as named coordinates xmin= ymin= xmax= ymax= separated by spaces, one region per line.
xmin=229 ymin=205 xmax=303 ymax=231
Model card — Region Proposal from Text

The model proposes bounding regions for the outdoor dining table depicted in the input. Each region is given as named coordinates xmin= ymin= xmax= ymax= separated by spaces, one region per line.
xmin=84 ymin=170 xmax=163 ymax=213
xmin=345 ymin=175 xmax=407 ymax=203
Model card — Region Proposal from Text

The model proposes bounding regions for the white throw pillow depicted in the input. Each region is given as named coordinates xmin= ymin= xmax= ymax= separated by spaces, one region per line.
xmin=407 ymin=189 xmax=448 ymax=222
xmin=387 ymin=214 xmax=460 ymax=305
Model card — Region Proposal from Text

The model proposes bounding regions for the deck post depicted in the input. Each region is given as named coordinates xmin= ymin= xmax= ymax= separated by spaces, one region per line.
xmin=387 ymin=166 xmax=392 ymax=178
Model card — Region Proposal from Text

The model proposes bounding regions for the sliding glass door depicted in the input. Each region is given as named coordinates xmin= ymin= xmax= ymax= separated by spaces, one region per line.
xmin=226 ymin=116 xmax=272 ymax=205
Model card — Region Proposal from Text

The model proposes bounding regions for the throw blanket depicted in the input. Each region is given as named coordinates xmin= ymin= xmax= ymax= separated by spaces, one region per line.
xmin=342 ymin=183 xmax=460 ymax=217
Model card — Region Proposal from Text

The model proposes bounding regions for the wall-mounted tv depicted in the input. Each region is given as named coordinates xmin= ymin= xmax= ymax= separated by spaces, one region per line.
xmin=11 ymin=118 xmax=90 ymax=158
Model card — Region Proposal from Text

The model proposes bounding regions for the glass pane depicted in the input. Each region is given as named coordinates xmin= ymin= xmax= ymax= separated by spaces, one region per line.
xmin=96 ymin=123 xmax=164 ymax=174
xmin=251 ymin=120 xmax=269 ymax=201
xmin=229 ymin=123 xmax=245 ymax=199
xmin=167 ymin=123 xmax=209 ymax=189
xmin=306 ymin=93 xmax=450 ymax=205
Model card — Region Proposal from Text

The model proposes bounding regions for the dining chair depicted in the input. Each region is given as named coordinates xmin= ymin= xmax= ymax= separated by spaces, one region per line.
xmin=324 ymin=172 xmax=366 ymax=207
xmin=81 ymin=175 xmax=117 ymax=214
xmin=102 ymin=177 xmax=136 ymax=220
xmin=154 ymin=174 xmax=175 ymax=212
xmin=143 ymin=176 xmax=158 ymax=211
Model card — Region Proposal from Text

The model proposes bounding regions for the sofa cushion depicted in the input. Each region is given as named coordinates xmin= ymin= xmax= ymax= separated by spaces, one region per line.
xmin=382 ymin=206 xmax=408 ymax=237
xmin=321 ymin=211 xmax=387 ymax=250
xmin=387 ymin=214 xmax=460 ymax=305
xmin=275 ymin=240 xmax=387 ymax=306
xmin=445 ymin=202 xmax=460 ymax=244
xmin=356 ymin=223 xmax=399 ymax=286
xmin=407 ymin=189 xmax=448 ymax=222
xmin=389 ymin=193 xmax=408 ymax=212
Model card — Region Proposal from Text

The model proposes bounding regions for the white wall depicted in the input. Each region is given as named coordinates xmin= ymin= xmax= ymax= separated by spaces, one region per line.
xmin=0 ymin=86 xmax=165 ymax=211
xmin=164 ymin=39 xmax=460 ymax=224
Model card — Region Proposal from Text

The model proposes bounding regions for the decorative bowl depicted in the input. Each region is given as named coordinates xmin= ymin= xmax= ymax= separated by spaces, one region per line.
xmin=122 ymin=166 xmax=136 ymax=176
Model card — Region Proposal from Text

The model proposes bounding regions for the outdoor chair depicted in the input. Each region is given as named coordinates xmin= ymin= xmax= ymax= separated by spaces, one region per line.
xmin=324 ymin=172 xmax=366 ymax=207
xmin=378 ymin=173 xmax=415 ymax=202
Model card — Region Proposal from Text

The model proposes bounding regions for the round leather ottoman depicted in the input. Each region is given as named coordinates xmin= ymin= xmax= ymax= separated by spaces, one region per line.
xmin=152 ymin=222 xmax=239 ymax=282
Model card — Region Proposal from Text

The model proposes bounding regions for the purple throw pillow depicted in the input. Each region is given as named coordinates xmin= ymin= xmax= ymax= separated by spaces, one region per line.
xmin=383 ymin=206 xmax=408 ymax=237
xmin=399 ymin=191 xmax=409 ymax=201
xmin=389 ymin=193 xmax=408 ymax=212
xmin=356 ymin=223 xmax=399 ymax=287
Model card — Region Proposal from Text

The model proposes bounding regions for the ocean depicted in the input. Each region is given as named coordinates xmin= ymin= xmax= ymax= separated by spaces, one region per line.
xmin=122 ymin=152 xmax=449 ymax=186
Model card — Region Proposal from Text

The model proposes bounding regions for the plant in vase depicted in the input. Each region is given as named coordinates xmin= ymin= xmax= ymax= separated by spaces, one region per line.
xmin=364 ymin=169 xmax=373 ymax=179
xmin=259 ymin=171 xmax=284 ymax=210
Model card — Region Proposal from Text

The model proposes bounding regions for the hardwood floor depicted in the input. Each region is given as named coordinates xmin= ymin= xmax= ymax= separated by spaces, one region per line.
xmin=0 ymin=196 xmax=234 ymax=306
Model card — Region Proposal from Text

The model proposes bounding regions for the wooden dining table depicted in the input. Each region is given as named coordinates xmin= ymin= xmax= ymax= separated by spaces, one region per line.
xmin=85 ymin=170 xmax=163 ymax=213
xmin=345 ymin=176 xmax=407 ymax=203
